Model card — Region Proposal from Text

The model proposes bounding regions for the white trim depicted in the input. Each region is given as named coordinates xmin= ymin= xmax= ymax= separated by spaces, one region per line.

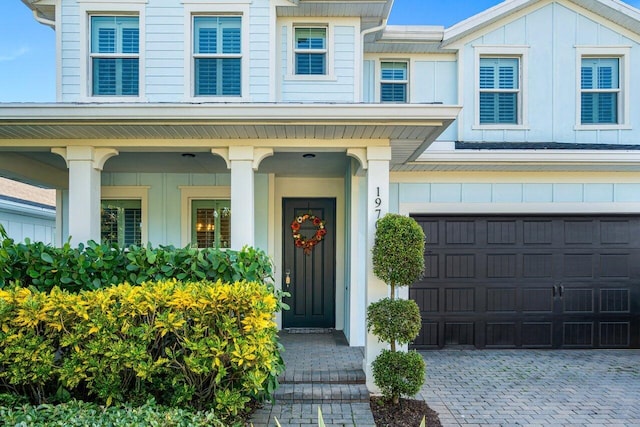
xmin=78 ymin=3 xmax=146 ymax=102
xmin=574 ymin=46 xmax=631 ymax=130
xmin=55 ymin=3 xmax=62 ymax=102
xmin=178 ymin=186 xmax=231 ymax=247
xmin=399 ymin=202 xmax=640 ymax=216
xmin=283 ymin=18 xmax=337 ymax=81
xmin=101 ymin=186 xmax=149 ymax=245
xmin=412 ymin=149 xmax=640 ymax=165
xmin=473 ymin=45 xmax=529 ymax=129
xmin=183 ymin=4 xmax=250 ymax=102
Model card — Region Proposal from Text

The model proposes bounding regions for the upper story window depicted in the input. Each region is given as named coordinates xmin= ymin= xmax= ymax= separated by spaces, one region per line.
xmin=479 ymin=57 xmax=520 ymax=125
xmin=90 ymin=16 xmax=139 ymax=96
xmin=193 ymin=16 xmax=242 ymax=96
xmin=294 ymin=27 xmax=327 ymax=75
xmin=581 ymin=58 xmax=619 ymax=124
xmin=380 ymin=61 xmax=408 ymax=103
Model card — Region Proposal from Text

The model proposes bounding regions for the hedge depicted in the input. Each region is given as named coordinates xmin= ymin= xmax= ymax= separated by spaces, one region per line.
xmin=0 ymin=227 xmax=273 ymax=293
xmin=0 ymin=279 xmax=284 ymax=422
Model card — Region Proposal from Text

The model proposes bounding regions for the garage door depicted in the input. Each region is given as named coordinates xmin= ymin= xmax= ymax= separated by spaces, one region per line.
xmin=409 ymin=215 xmax=640 ymax=349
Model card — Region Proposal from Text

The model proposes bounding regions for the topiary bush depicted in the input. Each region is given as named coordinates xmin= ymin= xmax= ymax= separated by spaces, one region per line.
xmin=0 ymin=279 xmax=284 ymax=422
xmin=367 ymin=213 xmax=426 ymax=404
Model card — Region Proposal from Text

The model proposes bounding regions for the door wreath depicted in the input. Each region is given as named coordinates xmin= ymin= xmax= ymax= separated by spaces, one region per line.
xmin=291 ymin=214 xmax=327 ymax=255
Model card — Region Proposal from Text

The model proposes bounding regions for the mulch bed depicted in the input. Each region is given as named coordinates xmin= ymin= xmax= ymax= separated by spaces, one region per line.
xmin=370 ymin=396 xmax=442 ymax=427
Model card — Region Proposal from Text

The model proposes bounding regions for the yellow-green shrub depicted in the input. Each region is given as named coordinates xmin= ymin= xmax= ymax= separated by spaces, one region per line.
xmin=0 ymin=279 xmax=283 ymax=420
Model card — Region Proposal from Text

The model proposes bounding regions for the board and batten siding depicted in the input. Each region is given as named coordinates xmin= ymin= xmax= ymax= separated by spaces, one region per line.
xmin=279 ymin=24 xmax=357 ymax=102
xmin=460 ymin=2 xmax=640 ymax=144
xmin=0 ymin=203 xmax=55 ymax=245
xmin=96 ymin=172 xmax=269 ymax=250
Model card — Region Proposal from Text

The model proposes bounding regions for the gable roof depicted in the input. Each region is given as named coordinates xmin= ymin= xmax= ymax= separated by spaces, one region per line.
xmin=443 ymin=0 xmax=640 ymax=46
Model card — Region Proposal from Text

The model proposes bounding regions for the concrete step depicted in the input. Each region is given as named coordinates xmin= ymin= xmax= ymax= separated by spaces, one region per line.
xmin=279 ymin=368 xmax=366 ymax=384
xmin=273 ymin=382 xmax=371 ymax=403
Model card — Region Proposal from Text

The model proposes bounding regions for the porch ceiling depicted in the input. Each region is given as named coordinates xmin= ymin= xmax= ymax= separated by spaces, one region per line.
xmin=0 ymin=103 xmax=461 ymax=166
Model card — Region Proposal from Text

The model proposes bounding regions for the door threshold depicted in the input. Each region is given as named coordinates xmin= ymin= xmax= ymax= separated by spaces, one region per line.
xmin=285 ymin=328 xmax=334 ymax=334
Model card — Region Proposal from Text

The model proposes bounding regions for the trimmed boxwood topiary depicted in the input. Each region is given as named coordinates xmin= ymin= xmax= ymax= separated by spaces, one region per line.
xmin=366 ymin=297 xmax=421 ymax=346
xmin=372 ymin=350 xmax=425 ymax=404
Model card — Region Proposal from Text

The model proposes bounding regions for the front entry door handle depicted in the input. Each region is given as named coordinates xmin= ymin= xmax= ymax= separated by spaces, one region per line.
xmin=285 ymin=269 xmax=291 ymax=288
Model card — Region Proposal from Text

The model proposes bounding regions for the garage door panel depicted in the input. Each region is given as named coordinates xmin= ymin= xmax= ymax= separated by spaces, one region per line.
xmin=410 ymin=215 xmax=640 ymax=350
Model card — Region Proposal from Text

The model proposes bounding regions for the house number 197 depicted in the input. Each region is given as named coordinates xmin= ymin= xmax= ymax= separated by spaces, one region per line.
xmin=374 ymin=187 xmax=382 ymax=220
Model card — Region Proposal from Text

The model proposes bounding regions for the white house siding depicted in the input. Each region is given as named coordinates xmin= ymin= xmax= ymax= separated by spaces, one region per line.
xmin=60 ymin=0 xmax=80 ymax=101
xmin=391 ymin=173 xmax=640 ymax=212
xmin=0 ymin=202 xmax=55 ymax=245
xmin=145 ymin=0 xmax=184 ymax=102
xmin=460 ymin=2 xmax=640 ymax=144
xmin=95 ymin=172 xmax=269 ymax=250
xmin=249 ymin=1 xmax=271 ymax=102
xmin=279 ymin=24 xmax=357 ymax=102
xmin=413 ymin=59 xmax=458 ymax=141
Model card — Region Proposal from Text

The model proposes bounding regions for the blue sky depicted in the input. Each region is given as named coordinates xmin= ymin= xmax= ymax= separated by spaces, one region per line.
xmin=1 ymin=0 xmax=640 ymax=102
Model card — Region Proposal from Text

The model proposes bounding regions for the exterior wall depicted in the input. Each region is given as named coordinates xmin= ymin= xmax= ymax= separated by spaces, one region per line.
xmin=0 ymin=201 xmax=56 ymax=244
xmin=458 ymin=2 xmax=640 ymax=144
xmin=59 ymin=0 xmax=273 ymax=102
xmin=278 ymin=18 xmax=358 ymax=102
xmin=392 ymin=172 xmax=640 ymax=214
xmin=58 ymin=172 xmax=270 ymax=249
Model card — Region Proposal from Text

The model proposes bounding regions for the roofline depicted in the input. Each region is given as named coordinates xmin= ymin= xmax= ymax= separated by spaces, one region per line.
xmin=0 ymin=103 xmax=462 ymax=126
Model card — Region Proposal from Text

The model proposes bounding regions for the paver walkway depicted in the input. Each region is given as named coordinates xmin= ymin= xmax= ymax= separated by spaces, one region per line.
xmin=420 ymin=350 xmax=640 ymax=427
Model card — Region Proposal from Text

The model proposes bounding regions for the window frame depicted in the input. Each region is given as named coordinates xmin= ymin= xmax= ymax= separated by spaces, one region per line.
xmin=101 ymin=186 xmax=149 ymax=245
xmin=184 ymin=3 xmax=249 ymax=102
xmin=79 ymin=3 xmax=145 ymax=101
xmin=379 ymin=60 xmax=409 ymax=103
xmin=285 ymin=20 xmax=335 ymax=81
xmin=473 ymin=46 xmax=529 ymax=130
xmin=293 ymin=26 xmax=328 ymax=76
xmin=179 ymin=186 xmax=231 ymax=248
xmin=575 ymin=46 xmax=630 ymax=130
xmin=190 ymin=199 xmax=232 ymax=249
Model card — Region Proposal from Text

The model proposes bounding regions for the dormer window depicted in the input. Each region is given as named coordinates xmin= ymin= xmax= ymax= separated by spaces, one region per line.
xmin=90 ymin=16 xmax=139 ymax=96
xmin=193 ymin=16 xmax=242 ymax=97
xmin=294 ymin=27 xmax=327 ymax=75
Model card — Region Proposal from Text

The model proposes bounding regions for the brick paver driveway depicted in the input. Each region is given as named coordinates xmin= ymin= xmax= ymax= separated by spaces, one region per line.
xmin=420 ymin=350 xmax=640 ymax=427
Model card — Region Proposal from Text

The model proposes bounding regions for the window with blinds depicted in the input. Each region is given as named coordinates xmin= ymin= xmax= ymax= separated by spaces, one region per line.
xmin=380 ymin=61 xmax=408 ymax=103
xmin=191 ymin=200 xmax=231 ymax=249
xmin=479 ymin=57 xmax=519 ymax=124
xmin=193 ymin=16 xmax=241 ymax=96
xmin=294 ymin=27 xmax=327 ymax=75
xmin=90 ymin=16 xmax=139 ymax=96
xmin=101 ymin=200 xmax=142 ymax=247
xmin=581 ymin=58 xmax=619 ymax=124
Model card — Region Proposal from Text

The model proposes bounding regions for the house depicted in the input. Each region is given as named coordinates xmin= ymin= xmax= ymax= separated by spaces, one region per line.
xmin=3 ymin=0 xmax=640 ymax=390
xmin=0 ymin=177 xmax=56 ymax=244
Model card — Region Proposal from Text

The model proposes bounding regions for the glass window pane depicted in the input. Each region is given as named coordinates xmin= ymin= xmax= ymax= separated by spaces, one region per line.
xmin=91 ymin=16 xmax=139 ymax=54
xmin=101 ymin=199 xmax=142 ymax=247
xmin=295 ymin=28 xmax=326 ymax=49
xmin=381 ymin=62 xmax=407 ymax=81
xmin=191 ymin=200 xmax=231 ymax=248
xmin=295 ymin=53 xmax=326 ymax=75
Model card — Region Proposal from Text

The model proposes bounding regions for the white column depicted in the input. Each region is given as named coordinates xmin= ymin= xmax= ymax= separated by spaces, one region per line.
xmin=52 ymin=147 xmax=118 ymax=245
xmin=364 ymin=146 xmax=392 ymax=392
xmin=229 ymin=146 xmax=255 ymax=250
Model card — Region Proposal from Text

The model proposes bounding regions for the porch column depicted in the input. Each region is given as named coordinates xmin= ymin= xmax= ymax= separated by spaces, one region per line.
xmin=364 ymin=146 xmax=391 ymax=393
xmin=52 ymin=146 xmax=118 ymax=245
xmin=229 ymin=146 xmax=255 ymax=250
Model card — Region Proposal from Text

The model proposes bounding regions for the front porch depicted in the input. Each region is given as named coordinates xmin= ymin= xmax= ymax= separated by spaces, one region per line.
xmin=250 ymin=330 xmax=375 ymax=426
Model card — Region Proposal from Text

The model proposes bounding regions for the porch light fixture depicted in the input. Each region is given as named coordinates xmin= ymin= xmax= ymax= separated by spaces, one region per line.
xmin=181 ymin=153 xmax=196 ymax=158
xmin=302 ymin=153 xmax=316 ymax=158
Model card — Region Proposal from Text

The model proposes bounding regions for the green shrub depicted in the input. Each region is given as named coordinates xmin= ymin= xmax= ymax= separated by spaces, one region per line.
xmin=0 ymin=399 xmax=225 ymax=427
xmin=372 ymin=350 xmax=425 ymax=404
xmin=372 ymin=214 xmax=425 ymax=293
xmin=0 ymin=279 xmax=284 ymax=422
xmin=367 ymin=298 xmax=421 ymax=346
xmin=0 ymin=235 xmax=274 ymax=293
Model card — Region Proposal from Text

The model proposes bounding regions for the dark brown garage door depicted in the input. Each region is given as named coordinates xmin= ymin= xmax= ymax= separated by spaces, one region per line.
xmin=409 ymin=215 xmax=640 ymax=349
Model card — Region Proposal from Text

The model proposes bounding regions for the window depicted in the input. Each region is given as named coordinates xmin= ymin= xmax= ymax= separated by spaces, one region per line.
xmin=191 ymin=200 xmax=231 ymax=248
xmin=101 ymin=199 xmax=142 ymax=247
xmin=581 ymin=58 xmax=619 ymax=124
xmin=193 ymin=16 xmax=241 ymax=96
xmin=479 ymin=57 xmax=519 ymax=124
xmin=380 ymin=61 xmax=408 ymax=103
xmin=294 ymin=27 xmax=326 ymax=75
xmin=90 ymin=16 xmax=139 ymax=96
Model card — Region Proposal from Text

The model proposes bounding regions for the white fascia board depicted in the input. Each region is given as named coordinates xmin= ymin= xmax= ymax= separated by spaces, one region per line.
xmin=0 ymin=103 xmax=462 ymax=126
xmin=379 ymin=25 xmax=445 ymax=42
xmin=0 ymin=199 xmax=56 ymax=220
xmin=412 ymin=149 xmax=640 ymax=165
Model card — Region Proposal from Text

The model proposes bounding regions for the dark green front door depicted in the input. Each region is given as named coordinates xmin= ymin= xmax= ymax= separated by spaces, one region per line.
xmin=282 ymin=198 xmax=336 ymax=328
